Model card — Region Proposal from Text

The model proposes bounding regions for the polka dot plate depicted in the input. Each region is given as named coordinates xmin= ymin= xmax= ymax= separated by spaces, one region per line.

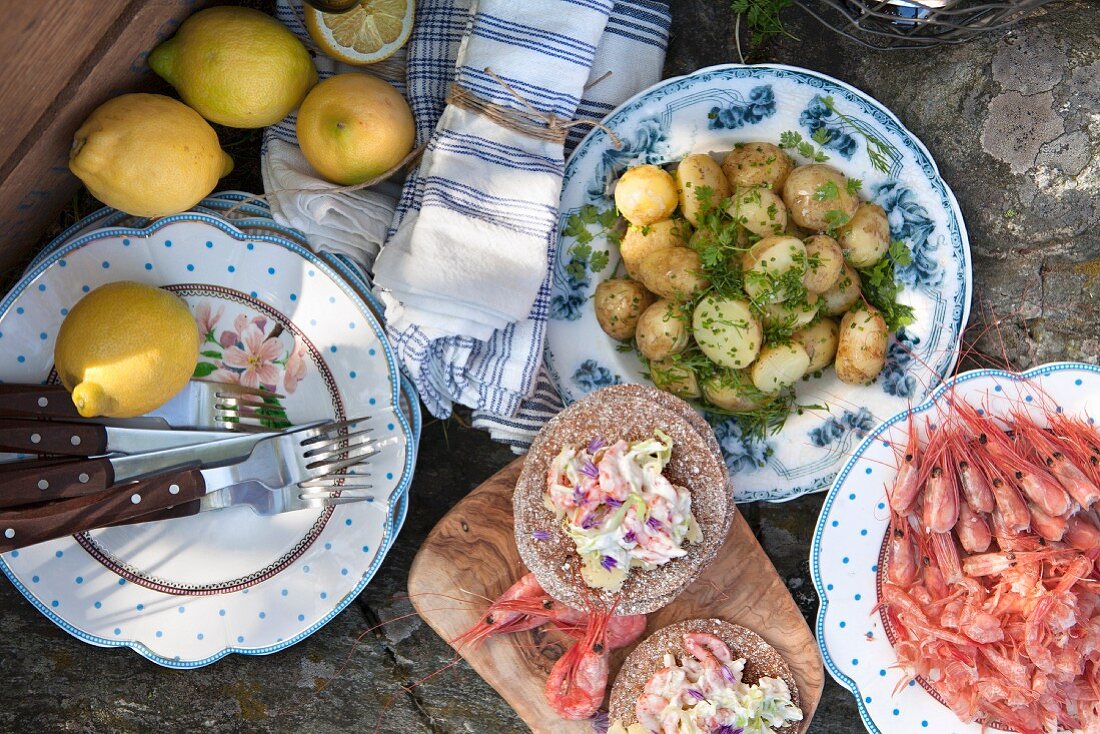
xmin=811 ymin=362 xmax=1100 ymax=733
xmin=0 ymin=215 xmax=416 ymax=667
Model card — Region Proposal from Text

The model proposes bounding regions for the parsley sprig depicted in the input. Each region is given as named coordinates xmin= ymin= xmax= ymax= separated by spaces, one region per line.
xmin=856 ymin=240 xmax=915 ymax=332
xmin=730 ymin=0 xmax=796 ymax=46
xmin=562 ymin=204 xmax=619 ymax=280
xmin=779 ymin=131 xmax=829 ymax=163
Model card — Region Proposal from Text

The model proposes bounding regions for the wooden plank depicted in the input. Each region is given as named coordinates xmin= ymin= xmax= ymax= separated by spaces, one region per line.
xmin=0 ymin=1 xmax=132 ymax=167
xmin=0 ymin=0 xmax=205 ymax=275
xmin=408 ymin=458 xmax=824 ymax=734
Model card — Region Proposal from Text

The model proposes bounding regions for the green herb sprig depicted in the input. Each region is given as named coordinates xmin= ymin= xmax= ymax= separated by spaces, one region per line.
xmin=730 ymin=0 xmax=796 ymax=46
xmin=562 ymin=204 xmax=619 ymax=280
xmin=779 ymin=131 xmax=829 ymax=163
xmin=820 ymin=96 xmax=895 ymax=175
xmin=857 ymin=240 xmax=916 ymax=332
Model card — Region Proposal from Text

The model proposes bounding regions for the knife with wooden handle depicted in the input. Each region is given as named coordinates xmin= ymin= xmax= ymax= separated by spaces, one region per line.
xmin=0 ymin=417 xmax=276 ymax=457
xmin=0 ymin=468 xmax=206 ymax=553
xmin=0 ymin=430 xmax=270 ymax=507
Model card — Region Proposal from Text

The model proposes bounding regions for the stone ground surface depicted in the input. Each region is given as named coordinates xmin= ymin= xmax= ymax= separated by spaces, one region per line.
xmin=1 ymin=2 xmax=1099 ymax=732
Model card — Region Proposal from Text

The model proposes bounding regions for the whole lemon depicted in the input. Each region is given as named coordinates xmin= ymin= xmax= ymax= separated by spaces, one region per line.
xmin=69 ymin=93 xmax=233 ymax=217
xmin=54 ymin=282 xmax=200 ymax=418
xmin=149 ymin=6 xmax=318 ymax=128
xmin=296 ymin=73 xmax=415 ymax=185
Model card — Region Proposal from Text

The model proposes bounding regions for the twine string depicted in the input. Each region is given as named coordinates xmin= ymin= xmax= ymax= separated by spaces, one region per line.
xmin=447 ymin=67 xmax=622 ymax=149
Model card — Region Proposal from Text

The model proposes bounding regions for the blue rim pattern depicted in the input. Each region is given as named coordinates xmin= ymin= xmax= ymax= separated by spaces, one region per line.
xmin=811 ymin=361 xmax=1100 ymax=733
xmin=0 ymin=214 xmax=417 ymax=668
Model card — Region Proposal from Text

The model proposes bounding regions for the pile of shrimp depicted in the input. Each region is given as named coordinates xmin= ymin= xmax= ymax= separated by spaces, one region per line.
xmin=879 ymin=397 xmax=1100 ymax=734
xmin=452 ymin=572 xmax=646 ymax=720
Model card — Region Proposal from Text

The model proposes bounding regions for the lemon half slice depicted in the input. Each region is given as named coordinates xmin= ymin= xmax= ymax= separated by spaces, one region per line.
xmin=305 ymin=0 xmax=414 ymax=65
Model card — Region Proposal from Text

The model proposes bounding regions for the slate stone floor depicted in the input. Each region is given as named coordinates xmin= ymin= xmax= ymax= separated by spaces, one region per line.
xmin=0 ymin=1 xmax=1097 ymax=732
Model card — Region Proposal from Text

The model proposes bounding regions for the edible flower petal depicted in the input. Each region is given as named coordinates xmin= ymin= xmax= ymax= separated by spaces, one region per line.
xmin=532 ymin=530 xmax=551 ymax=541
xmin=600 ymin=555 xmax=617 ymax=570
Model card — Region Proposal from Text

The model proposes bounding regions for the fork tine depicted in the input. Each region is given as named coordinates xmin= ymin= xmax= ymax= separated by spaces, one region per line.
xmin=298 ymin=417 xmax=372 ymax=445
xmin=213 ymin=419 xmax=273 ymax=433
xmin=305 ymin=445 xmax=383 ymax=477
xmin=301 ymin=429 xmax=375 ymax=460
xmin=207 ymin=382 xmax=286 ymax=400
xmin=216 ymin=402 xmax=288 ymax=416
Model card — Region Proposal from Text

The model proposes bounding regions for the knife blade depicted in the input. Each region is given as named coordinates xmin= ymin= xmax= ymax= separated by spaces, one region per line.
xmin=0 ymin=418 xmax=278 ymax=457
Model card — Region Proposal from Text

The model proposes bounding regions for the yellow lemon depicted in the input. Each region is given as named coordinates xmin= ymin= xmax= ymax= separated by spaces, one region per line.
xmin=296 ymin=72 xmax=415 ymax=185
xmin=305 ymin=0 xmax=414 ymax=66
xmin=69 ymin=93 xmax=233 ymax=217
xmin=149 ymin=6 xmax=317 ymax=128
xmin=54 ymin=282 xmax=200 ymax=418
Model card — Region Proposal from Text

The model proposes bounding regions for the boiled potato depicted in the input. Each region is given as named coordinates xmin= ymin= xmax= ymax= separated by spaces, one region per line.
xmin=675 ymin=154 xmax=731 ymax=227
xmin=801 ymin=235 xmax=845 ymax=293
xmin=793 ymin=318 xmax=840 ymax=372
xmin=619 ymin=219 xmax=691 ymax=280
xmin=835 ymin=307 xmax=889 ymax=385
xmin=741 ymin=235 xmax=807 ymax=304
xmin=614 ymin=165 xmax=678 ymax=226
xmin=751 ymin=342 xmax=811 ymax=393
xmin=692 ymin=295 xmax=761 ymax=369
xmin=782 ymin=164 xmax=860 ymax=231
xmin=593 ymin=279 xmax=655 ymax=340
xmin=837 ymin=202 xmax=890 ymax=268
xmin=649 ymin=357 xmax=700 ymax=399
xmin=702 ymin=369 xmax=765 ymax=412
xmin=637 ymin=246 xmax=709 ymax=300
xmin=820 ymin=264 xmax=863 ymax=316
xmin=763 ymin=292 xmax=820 ymax=331
xmin=721 ymin=142 xmax=794 ymax=191
xmin=726 ymin=186 xmax=787 ymax=239
xmin=635 ymin=299 xmax=689 ymax=361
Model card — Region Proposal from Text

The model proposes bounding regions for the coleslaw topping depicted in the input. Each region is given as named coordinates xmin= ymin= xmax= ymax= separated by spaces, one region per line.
xmin=544 ymin=430 xmax=700 ymax=592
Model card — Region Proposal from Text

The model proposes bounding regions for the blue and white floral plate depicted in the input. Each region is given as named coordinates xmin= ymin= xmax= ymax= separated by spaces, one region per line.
xmin=812 ymin=362 xmax=1100 ymax=733
xmin=547 ymin=64 xmax=972 ymax=502
xmin=0 ymin=215 xmax=416 ymax=667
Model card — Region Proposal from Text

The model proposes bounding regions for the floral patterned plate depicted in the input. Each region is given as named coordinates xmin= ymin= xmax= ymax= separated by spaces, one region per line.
xmin=812 ymin=362 xmax=1100 ymax=733
xmin=547 ymin=63 xmax=972 ymax=502
xmin=0 ymin=216 xmax=415 ymax=667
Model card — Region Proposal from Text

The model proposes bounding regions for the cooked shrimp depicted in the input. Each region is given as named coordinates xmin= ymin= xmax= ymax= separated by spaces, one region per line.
xmin=544 ymin=608 xmax=611 ymax=719
xmin=955 ymin=501 xmax=992 ymax=553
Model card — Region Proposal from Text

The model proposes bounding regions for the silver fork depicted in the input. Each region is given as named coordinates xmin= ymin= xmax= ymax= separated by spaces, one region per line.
xmin=0 ymin=418 xmax=387 ymax=552
xmin=173 ymin=381 xmax=290 ymax=432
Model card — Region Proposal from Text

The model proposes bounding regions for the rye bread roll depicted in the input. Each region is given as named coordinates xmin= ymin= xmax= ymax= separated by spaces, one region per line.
xmin=514 ymin=386 xmax=730 ymax=616
xmin=598 ymin=384 xmax=735 ymax=537
xmin=609 ymin=618 xmax=802 ymax=734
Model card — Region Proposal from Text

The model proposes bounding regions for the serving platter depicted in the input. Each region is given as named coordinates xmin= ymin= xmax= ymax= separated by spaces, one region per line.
xmin=547 ymin=63 xmax=972 ymax=503
xmin=408 ymin=457 xmax=823 ymax=734
xmin=812 ymin=362 xmax=1100 ymax=733
xmin=0 ymin=215 xmax=415 ymax=667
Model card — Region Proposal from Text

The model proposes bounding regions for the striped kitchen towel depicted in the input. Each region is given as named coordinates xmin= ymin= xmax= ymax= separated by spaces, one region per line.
xmin=472 ymin=2 xmax=670 ymax=450
xmin=260 ymin=0 xmax=407 ymax=269
xmin=376 ymin=0 xmax=671 ymax=421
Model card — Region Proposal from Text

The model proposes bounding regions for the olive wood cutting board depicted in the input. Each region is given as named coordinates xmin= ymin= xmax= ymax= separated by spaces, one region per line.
xmin=408 ymin=457 xmax=823 ymax=734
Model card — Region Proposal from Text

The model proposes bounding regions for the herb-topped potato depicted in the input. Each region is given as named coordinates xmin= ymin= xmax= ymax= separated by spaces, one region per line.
xmin=782 ymin=163 xmax=860 ymax=231
xmin=581 ymin=130 xmax=916 ymax=434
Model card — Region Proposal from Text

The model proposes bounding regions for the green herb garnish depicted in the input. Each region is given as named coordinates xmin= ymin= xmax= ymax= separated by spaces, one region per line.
xmin=778 ymin=130 xmax=829 ymax=163
xmin=563 ymin=204 xmax=620 ymax=280
xmin=856 ymin=240 xmax=915 ymax=332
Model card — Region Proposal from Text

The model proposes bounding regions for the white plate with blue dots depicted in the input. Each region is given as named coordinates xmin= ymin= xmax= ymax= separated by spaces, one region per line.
xmin=0 ymin=215 xmax=416 ymax=668
xmin=812 ymin=362 xmax=1100 ymax=733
